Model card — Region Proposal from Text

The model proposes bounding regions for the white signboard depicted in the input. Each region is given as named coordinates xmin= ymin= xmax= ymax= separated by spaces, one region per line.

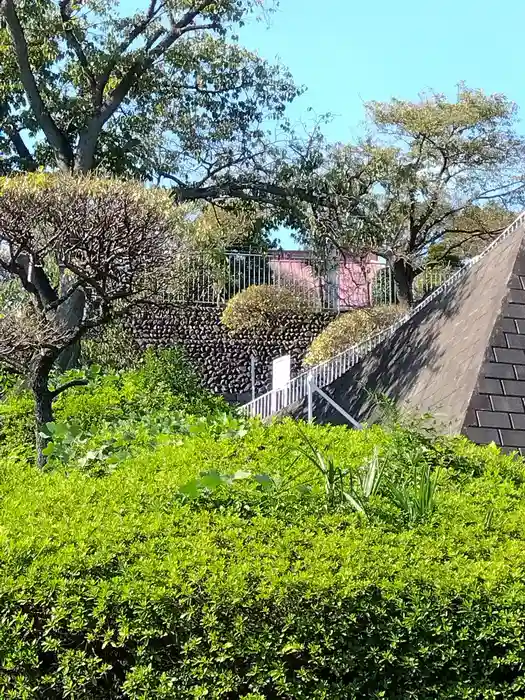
xmin=272 ymin=354 xmax=291 ymax=391
xmin=271 ymin=354 xmax=291 ymax=413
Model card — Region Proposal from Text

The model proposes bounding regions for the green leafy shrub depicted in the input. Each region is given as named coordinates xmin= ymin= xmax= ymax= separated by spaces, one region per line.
xmin=1 ymin=414 xmax=525 ymax=698
xmin=0 ymin=349 xmax=230 ymax=463
xmin=138 ymin=347 xmax=205 ymax=398
xmin=0 ymin=274 xmax=25 ymax=314
xmin=221 ymin=284 xmax=310 ymax=332
xmin=81 ymin=321 xmax=141 ymax=371
xmin=134 ymin=347 xmax=230 ymax=415
xmin=0 ymin=366 xmax=20 ymax=396
xmin=304 ymin=305 xmax=405 ymax=366
xmin=0 ymin=383 xmax=34 ymax=455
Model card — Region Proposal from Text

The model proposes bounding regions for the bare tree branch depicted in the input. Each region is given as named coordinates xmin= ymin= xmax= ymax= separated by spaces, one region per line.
xmin=0 ymin=103 xmax=37 ymax=171
xmin=75 ymin=0 xmax=217 ymax=171
xmin=162 ymin=175 xmax=331 ymax=208
xmin=50 ymin=377 xmax=89 ymax=399
xmin=95 ymin=0 xmax=163 ymax=102
xmin=59 ymin=0 xmax=97 ymax=99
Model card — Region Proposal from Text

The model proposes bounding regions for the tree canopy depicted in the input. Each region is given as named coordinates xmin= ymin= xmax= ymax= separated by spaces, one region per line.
xmin=292 ymin=86 xmax=525 ymax=304
xmin=2 ymin=3 xmax=525 ymax=308
xmin=0 ymin=173 xmax=182 ymax=465
xmin=0 ymin=0 xmax=301 ymax=202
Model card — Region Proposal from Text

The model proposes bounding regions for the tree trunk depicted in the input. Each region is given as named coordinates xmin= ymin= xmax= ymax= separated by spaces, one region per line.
xmin=75 ymin=123 xmax=102 ymax=174
xmin=30 ymin=366 xmax=54 ymax=469
xmin=1 ymin=0 xmax=74 ymax=172
xmin=56 ymin=272 xmax=86 ymax=372
xmin=392 ymin=258 xmax=416 ymax=308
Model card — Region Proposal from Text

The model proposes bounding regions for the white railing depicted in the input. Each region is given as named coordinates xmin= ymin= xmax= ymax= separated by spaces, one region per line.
xmin=242 ymin=211 xmax=525 ymax=420
xmin=160 ymin=251 xmax=451 ymax=311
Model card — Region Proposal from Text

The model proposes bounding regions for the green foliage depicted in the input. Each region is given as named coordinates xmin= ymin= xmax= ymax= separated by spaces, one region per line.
xmin=370 ymin=266 xmax=397 ymax=305
xmin=426 ymin=243 xmax=462 ymax=268
xmin=135 ymin=347 xmax=229 ymax=416
xmin=429 ymin=202 xmax=515 ymax=264
xmin=0 ymin=274 xmax=25 ymax=314
xmin=221 ymin=284 xmax=311 ymax=332
xmin=1 ymin=412 xmax=525 ymax=697
xmin=184 ymin=203 xmax=275 ymax=254
xmin=304 ymin=305 xmax=405 ymax=366
xmin=0 ymin=0 xmax=299 ymax=182
xmin=179 ymin=467 xmax=263 ymax=502
xmin=292 ymin=429 xmax=384 ymax=515
xmin=0 ymin=366 xmax=19 ymax=394
xmin=292 ymin=427 xmax=440 ymax=525
xmin=0 ymin=382 xmax=34 ymax=454
xmin=387 ymin=461 xmax=439 ymax=524
xmin=81 ymin=321 xmax=141 ymax=371
xmin=38 ymin=409 xmax=249 ymax=477
xmin=0 ymin=348 xmax=232 ymax=465
xmin=2 ymin=352 xmax=525 ymax=698
xmin=292 ymin=85 xmax=524 ymax=305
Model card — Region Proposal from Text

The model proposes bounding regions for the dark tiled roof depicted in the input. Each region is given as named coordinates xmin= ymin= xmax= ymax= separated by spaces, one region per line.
xmin=463 ymin=245 xmax=525 ymax=453
xmin=292 ymin=231 xmax=525 ymax=449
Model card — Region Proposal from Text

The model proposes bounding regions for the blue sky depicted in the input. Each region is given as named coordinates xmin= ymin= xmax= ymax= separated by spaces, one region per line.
xmin=122 ymin=0 xmax=525 ymax=247
xmin=240 ymin=0 xmax=525 ymax=144
xmin=238 ymin=0 xmax=525 ymax=246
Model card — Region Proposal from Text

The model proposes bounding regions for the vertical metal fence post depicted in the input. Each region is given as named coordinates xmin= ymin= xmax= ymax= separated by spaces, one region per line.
xmin=307 ymin=371 xmax=314 ymax=423
xmin=251 ymin=354 xmax=256 ymax=403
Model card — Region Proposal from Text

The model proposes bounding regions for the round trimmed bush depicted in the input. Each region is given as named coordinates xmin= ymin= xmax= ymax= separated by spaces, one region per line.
xmin=304 ymin=304 xmax=405 ymax=366
xmin=221 ymin=284 xmax=311 ymax=332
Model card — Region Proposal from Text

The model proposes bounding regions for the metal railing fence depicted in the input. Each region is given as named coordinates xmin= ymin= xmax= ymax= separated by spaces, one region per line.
xmin=160 ymin=251 xmax=451 ymax=310
xmin=241 ymin=211 xmax=525 ymax=420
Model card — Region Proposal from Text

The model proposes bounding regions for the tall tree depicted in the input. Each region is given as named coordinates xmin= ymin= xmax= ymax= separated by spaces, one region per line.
xmin=0 ymin=0 xmax=299 ymax=196
xmin=297 ymin=86 xmax=525 ymax=305
xmin=0 ymin=0 xmax=315 ymax=366
xmin=427 ymin=202 xmax=516 ymax=265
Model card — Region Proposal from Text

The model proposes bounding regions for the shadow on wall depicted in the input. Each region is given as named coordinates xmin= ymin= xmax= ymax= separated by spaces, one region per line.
xmin=290 ymin=248 xmax=511 ymax=433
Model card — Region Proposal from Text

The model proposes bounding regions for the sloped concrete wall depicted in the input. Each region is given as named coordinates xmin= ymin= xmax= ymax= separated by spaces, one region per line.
xmin=290 ymin=232 xmax=523 ymax=434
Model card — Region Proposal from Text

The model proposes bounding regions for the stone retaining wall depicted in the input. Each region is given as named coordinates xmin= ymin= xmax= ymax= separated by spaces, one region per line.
xmin=129 ymin=305 xmax=336 ymax=402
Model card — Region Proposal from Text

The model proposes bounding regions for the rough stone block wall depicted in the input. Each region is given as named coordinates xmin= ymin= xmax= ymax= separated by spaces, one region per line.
xmin=128 ymin=305 xmax=336 ymax=402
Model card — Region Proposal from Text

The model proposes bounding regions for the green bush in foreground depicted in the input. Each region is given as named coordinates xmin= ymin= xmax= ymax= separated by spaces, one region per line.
xmin=0 ymin=348 xmax=231 ymax=463
xmin=1 ymin=406 xmax=525 ymax=698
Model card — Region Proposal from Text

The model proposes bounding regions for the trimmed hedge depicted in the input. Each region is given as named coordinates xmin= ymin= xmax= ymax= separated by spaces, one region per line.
xmin=304 ymin=305 xmax=405 ymax=366
xmin=1 ymin=410 xmax=525 ymax=697
xmin=221 ymin=284 xmax=311 ymax=332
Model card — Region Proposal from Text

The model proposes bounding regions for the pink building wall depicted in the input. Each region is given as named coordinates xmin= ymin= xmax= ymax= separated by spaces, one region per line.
xmin=268 ymin=251 xmax=384 ymax=308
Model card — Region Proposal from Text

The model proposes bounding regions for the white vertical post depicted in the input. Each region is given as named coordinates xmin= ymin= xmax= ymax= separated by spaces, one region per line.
xmin=251 ymin=354 xmax=256 ymax=403
xmin=307 ymin=371 xmax=314 ymax=423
